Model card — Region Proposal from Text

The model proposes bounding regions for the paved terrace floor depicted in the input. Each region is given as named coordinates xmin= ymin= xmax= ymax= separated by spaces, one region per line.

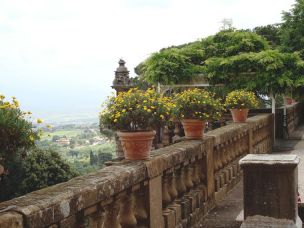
xmin=199 ymin=125 xmax=304 ymax=228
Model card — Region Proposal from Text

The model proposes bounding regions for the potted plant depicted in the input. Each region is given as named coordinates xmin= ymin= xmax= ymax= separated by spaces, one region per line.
xmin=174 ymin=88 xmax=224 ymax=139
xmin=225 ymin=90 xmax=258 ymax=123
xmin=99 ymin=88 xmax=173 ymax=160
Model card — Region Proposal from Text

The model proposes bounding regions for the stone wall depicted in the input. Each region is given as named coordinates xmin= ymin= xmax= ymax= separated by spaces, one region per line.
xmin=250 ymin=102 xmax=304 ymax=138
xmin=286 ymin=102 xmax=304 ymax=137
xmin=0 ymin=114 xmax=274 ymax=228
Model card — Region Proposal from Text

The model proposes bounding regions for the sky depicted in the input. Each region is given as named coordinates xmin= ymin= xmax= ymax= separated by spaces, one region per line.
xmin=0 ymin=0 xmax=296 ymax=122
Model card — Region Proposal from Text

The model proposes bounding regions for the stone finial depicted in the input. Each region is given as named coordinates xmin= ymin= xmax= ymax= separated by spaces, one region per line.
xmin=112 ymin=59 xmax=133 ymax=94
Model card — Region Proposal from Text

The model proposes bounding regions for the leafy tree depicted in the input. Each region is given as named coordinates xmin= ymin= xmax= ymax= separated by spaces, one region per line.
xmin=281 ymin=0 xmax=304 ymax=58
xmin=202 ymin=29 xmax=269 ymax=58
xmin=0 ymin=95 xmax=78 ymax=202
xmin=140 ymin=48 xmax=202 ymax=85
xmin=253 ymin=24 xmax=281 ymax=48
xmin=136 ymin=30 xmax=269 ymax=85
xmin=17 ymin=148 xmax=78 ymax=195
xmin=0 ymin=148 xmax=78 ymax=201
xmin=0 ymin=96 xmax=39 ymax=171
xmin=205 ymin=50 xmax=304 ymax=96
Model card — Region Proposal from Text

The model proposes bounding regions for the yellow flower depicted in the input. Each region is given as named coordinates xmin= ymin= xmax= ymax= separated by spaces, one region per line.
xmin=29 ymin=135 xmax=35 ymax=141
xmin=37 ymin=118 xmax=43 ymax=124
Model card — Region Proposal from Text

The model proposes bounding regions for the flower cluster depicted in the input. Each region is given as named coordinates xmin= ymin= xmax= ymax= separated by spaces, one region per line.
xmin=173 ymin=88 xmax=224 ymax=121
xmin=0 ymin=94 xmax=41 ymax=166
xmin=225 ymin=90 xmax=258 ymax=109
xmin=0 ymin=94 xmax=46 ymax=125
xmin=0 ymin=95 xmax=20 ymax=109
xmin=100 ymin=88 xmax=175 ymax=132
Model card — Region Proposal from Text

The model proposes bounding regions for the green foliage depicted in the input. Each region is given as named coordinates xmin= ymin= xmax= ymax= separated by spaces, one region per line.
xmin=202 ymin=29 xmax=269 ymax=58
xmin=281 ymin=0 xmax=304 ymax=58
xmin=0 ymin=148 xmax=78 ymax=201
xmin=136 ymin=30 xmax=269 ymax=85
xmin=205 ymin=50 xmax=304 ymax=95
xmin=140 ymin=48 xmax=202 ymax=85
xmin=253 ymin=24 xmax=281 ymax=48
xmin=0 ymin=96 xmax=39 ymax=168
xmin=18 ymin=148 xmax=78 ymax=194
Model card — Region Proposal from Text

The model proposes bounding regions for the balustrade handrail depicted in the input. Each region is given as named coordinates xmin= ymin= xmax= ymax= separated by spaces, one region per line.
xmin=0 ymin=114 xmax=276 ymax=228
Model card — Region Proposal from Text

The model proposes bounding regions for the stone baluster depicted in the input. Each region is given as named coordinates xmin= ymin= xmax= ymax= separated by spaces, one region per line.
xmin=175 ymin=166 xmax=186 ymax=197
xmin=172 ymin=121 xmax=181 ymax=143
xmin=134 ymin=191 xmax=148 ymax=227
xmin=239 ymin=136 xmax=244 ymax=155
xmin=102 ymin=199 xmax=121 ymax=228
xmin=218 ymin=144 xmax=224 ymax=169
xmin=199 ymin=158 xmax=206 ymax=184
xmin=219 ymin=144 xmax=225 ymax=169
xmin=225 ymin=141 xmax=232 ymax=163
xmin=118 ymin=193 xmax=137 ymax=228
xmin=162 ymin=125 xmax=170 ymax=146
xmin=230 ymin=140 xmax=235 ymax=161
xmin=192 ymin=161 xmax=200 ymax=186
xmin=214 ymin=147 xmax=220 ymax=173
xmin=86 ymin=206 xmax=103 ymax=228
xmin=162 ymin=173 xmax=172 ymax=208
xmin=167 ymin=171 xmax=178 ymax=201
xmin=237 ymin=135 xmax=242 ymax=156
xmin=184 ymin=163 xmax=194 ymax=191
xmin=223 ymin=142 xmax=229 ymax=166
xmin=234 ymin=135 xmax=239 ymax=157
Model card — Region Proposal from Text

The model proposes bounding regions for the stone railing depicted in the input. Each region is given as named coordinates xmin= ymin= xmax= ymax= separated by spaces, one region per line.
xmin=285 ymin=102 xmax=304 ymax=137
xmin=250 ymin=102 xmax=304 ymax=139
xmin=0 ymin=114 xmax=274 ymax=228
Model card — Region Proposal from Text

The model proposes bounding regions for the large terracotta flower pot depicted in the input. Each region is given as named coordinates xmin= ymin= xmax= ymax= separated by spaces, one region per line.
xmin=117 ymin=131 xmax=156 ymax=160
xmin=230 ymin=109 xmax=249 ymax=123
xmin=181 ymin=119 xmax=205 ymax=139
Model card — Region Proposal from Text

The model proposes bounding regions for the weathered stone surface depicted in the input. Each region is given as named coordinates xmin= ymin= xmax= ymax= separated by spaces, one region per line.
xmin=148 ymin=176 xmax=164 ymax=228
xmin=240 ymin=154 xmax=299 ymax=166
xmin=145 ymin=140 xmax=206 ymax=178
xmin=241 ymin=215 xmax=302 ymax=228
xmin=240 ymin=154 xmax=299 ymax=222
xmin=0 ymin=212 xmax=23 ymax=228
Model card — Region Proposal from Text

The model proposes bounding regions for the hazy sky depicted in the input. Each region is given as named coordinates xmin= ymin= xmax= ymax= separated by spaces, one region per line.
xmin=0 ymin=0 xmax=296 ymax=120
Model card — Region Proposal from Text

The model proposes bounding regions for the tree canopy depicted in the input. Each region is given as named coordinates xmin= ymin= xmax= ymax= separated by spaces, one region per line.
xmin=281 ymin=0 xmax=304 ymax=58
xmin=135 ymin=28 xmax=304 ymax=96
xmin=204 ymin=50 xmax=304 ymax=95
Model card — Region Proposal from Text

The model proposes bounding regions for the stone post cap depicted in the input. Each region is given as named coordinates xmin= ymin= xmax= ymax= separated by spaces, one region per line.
xmin=239 ymin=154 xmax=299 ymax=167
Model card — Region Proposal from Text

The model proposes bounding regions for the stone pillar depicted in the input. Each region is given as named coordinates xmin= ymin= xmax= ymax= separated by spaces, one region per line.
xmin=240 ymin=154 xmax=302 ymax=227
xmin=111 ymin=59 xmax=133 ymax=159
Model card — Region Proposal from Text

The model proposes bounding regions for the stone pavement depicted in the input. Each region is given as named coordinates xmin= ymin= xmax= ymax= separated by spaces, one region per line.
xmin=199 ymin=125 xmax=304 ymax=228
xmin=198 ymin=181 xmax=243 ymax=228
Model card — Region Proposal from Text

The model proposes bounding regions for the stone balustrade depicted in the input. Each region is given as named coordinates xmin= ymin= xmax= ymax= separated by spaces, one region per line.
xmin=286 ymin=102 xmax=304 ymax=137
xmin=0 ymin=114 xmax=274 ymax=228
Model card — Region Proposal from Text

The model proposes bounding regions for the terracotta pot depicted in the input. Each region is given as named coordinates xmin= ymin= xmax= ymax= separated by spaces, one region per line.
xmin=230 ymin=109 xmax=249 ymax=123
xmin=181 ymin=119 xmax=205 ymax=139
xmin=117 ymin=131 xmax=156 ymax=160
